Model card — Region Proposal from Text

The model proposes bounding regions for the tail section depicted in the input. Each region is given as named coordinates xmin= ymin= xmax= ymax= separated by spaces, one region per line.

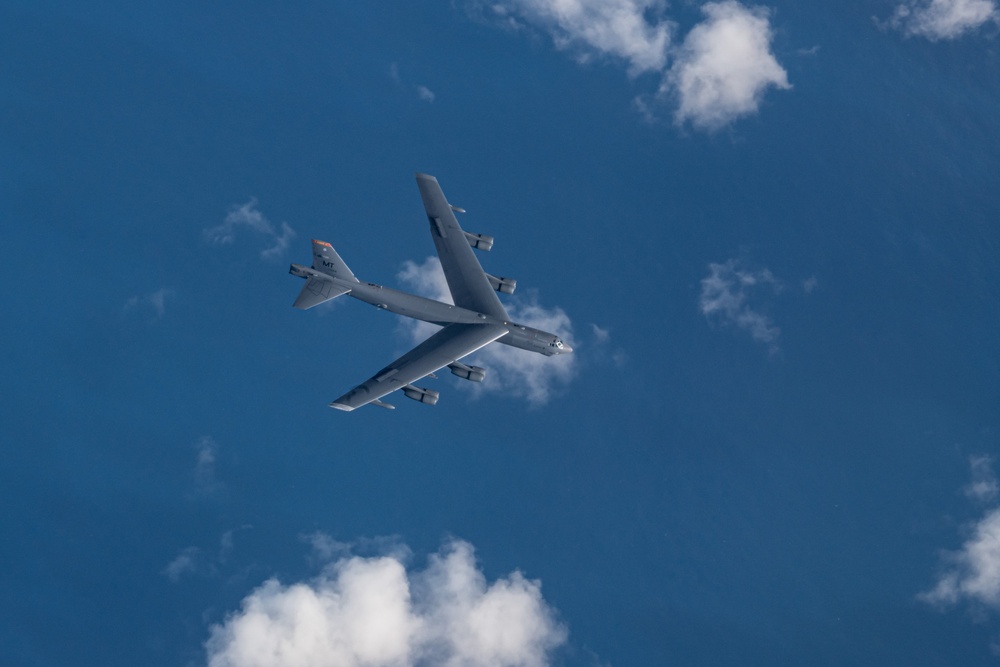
xmin=291 ymin=274 xmax=351 ymax=309
xmin=289 ymin=239 xmax=357 ymax=310
xmin=311 ymin=240 xmax=357 ymax=282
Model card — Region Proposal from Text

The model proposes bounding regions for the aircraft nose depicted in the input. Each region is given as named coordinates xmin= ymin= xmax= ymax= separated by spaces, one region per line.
xmin=561 ymin=344 xmax=573 ymax=354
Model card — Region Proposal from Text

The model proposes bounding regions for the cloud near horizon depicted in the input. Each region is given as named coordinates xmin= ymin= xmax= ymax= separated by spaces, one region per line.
xmin=205 ymin=199 xmax=296 ymax=260
xmin=397 ymin=257 xmax=576 ymax=406
xmin=485 ymin=0 xmax=789 ymax=130
xmin=921 ymin=456 xmax=1000 ymax=610
xmin=890 ymin=0 xmax=998 ymax=40
xmin=205 ymin=538 xmax=567 ymax=667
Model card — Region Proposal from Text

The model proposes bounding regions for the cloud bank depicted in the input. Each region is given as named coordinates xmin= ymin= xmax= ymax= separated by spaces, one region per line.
xmin=921 ymin=456 xmax=1000 ymax=610
xmin=397 ymin=257 xmax=576 ymax=406
xmin=205 ymin=199 xmax=296 ymax=260
xmin=486 ymin=0 xmax=789 ymax=129
xmin=890 ymin=0 xmax=998 ymax=40
xmin=205 ymin=538 xmax=566 ymax=667
xmin=699 ymin=259 xmax=781 ymax=352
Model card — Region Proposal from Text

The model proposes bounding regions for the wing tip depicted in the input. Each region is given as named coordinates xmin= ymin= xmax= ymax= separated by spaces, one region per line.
xmin=329 ymin=402 xmax=354 ymax=412
xmin=415 ymin=172 xmax=438 ymax=182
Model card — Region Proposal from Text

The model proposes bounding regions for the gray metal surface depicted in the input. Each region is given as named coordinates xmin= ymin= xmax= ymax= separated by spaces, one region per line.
xmin=329 ymin=323 xmax=508 ymax=411
xmin=290 ymin=173 xmax=571 ymax=411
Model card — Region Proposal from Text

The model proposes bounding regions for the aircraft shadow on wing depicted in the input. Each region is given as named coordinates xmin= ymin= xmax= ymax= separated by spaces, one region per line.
xmin=289 ymin=173 xmax=572 ymax=411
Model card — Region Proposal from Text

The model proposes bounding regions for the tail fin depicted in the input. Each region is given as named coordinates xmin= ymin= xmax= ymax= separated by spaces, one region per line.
xmin=312 ymin=240 xmax=357 ymax=282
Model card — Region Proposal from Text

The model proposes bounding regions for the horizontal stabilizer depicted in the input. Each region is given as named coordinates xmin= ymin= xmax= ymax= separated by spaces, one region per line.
xmin=294 ymin=276 xmax=351 ymax=309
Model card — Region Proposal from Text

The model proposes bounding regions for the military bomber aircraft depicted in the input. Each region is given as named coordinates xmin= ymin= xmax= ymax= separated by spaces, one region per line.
xmin=289 ymin=173 xmax=572 ymax=411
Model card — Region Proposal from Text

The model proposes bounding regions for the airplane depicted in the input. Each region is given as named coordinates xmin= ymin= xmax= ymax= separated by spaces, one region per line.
xmin=289 ymin=172 xmax=573 ymax=411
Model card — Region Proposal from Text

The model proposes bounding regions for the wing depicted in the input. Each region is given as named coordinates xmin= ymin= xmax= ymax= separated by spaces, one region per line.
xmin=415 ymin=173 xmax=509 ymax=320
xmin=329 ymin=323 xmax=508 ymax=411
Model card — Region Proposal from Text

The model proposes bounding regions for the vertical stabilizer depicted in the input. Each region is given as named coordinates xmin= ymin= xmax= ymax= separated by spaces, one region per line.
xmin=311 ymin=240 xmax=358 ymax=282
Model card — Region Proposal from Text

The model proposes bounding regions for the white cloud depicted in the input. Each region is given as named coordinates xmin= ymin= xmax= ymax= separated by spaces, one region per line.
xmin=468 ymin=295 xmax=576 ymax=406
xmin=922 ymin=456 xmax=1000 ymax=612
xmin=590 ymin=323 xmax=611 ymax=343
xmin=390 ymin=62 xmax=437 ymax=103
xmin=665 ymin=1 xmax=790 ymax=131
xmin=205 ymin=538 xmax=566 ymax=667
xmin=396 ymin=257 xmax=576 ymax=406
xmin=485 ymin=0 xmax=788 ymax=129
xmin=164 ymin=528 xmax=251 ymax=583
xmin=205 ymin=199 xmax=297 ymax=260
xmin=890 ymin=0 xmax=998 ymax=40
xmin=417 ymin=85 xmax=436 ymax=102
xmin=921 ymin=508 xmax=1000 ymax=608
xmin=700 ymin=259 xmax=781 ymax=352
xmin=163 ymin=547 xmax=204 ymax=583
xmin=967 ymin=455 xmax=1000 ymax=505
xmin=190 ymin=435 xmax=223 ymax=498
xmin=491 ymin=0 xmax=673 ymax=74
xmin=588 ymin=324 xmax=627 ymax=367
xmin=124 ymin=287 xmax=175 ymax=319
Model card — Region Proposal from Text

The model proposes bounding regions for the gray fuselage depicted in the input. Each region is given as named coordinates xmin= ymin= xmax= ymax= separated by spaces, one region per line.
xmin=292 ymin=264 xmax=569 ymax=356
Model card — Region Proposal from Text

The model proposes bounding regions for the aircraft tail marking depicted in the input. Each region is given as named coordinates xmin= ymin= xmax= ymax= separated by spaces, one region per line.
xmin=312 ymin=239 xmax=358 ymax=282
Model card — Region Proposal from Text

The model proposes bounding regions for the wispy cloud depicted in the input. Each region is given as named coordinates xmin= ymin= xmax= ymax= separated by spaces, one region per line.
xmin=889 ymin=0 xmax=998 ymax=40
xmin=397 ymin=257 xmax=576 ymax=406
xmin=483 ymin=0 xmax=788 ymax=130
xmin=163 ymin=547 xmax=203 ymax=583
xmin=189 ymin=435 xmax=224 ymax=499
xmin=390 ymin=63 xmax=437 ymax=103
xmin=700 ymin=259 xmax=781 ymax=352
xmin=205 ymin=538 xmax=567 ymax=667
xmin=489 ymin=0 xmax=674 ymax=74
xmin=417 ymin=85 xmax=436 ymax=102
xmin=124 ymin=287 xmax=175 ymax=320
xmin=163 ymin=527 xmax=252 ymax=583
xmin=665 ymin=2 xmax=791 ymax=131
xmin=967 ymin=455 xmax=1000 ymax=505
xmin=921 ymin=456 xmax=1000 ymax=611
xmin=589 ymin=324 xmax=627 ymax=367
xmin=205 ymin=199 xmax=296 ymax=260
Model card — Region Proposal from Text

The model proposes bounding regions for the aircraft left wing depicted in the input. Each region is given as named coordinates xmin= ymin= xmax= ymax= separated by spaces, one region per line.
xmin=415 ymin=173 xmax=510 ymax=321
xmin=329 ymin=323 xmax=508 ymax=411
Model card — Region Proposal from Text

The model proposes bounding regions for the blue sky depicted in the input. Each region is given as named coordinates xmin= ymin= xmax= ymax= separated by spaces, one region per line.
xmin=2 ymin=1 xmax=999 ymax=665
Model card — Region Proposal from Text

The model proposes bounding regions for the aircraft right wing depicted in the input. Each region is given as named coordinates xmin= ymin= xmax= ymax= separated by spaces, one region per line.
xmin=415 ymin=173 xmax=510 ymax=321
xmin=329 ymin=323 xmax=508 ymax=411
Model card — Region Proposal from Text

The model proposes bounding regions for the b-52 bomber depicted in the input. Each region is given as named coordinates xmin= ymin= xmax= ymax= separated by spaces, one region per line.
xmin=289 ymin=173 xmax=572 ymax=411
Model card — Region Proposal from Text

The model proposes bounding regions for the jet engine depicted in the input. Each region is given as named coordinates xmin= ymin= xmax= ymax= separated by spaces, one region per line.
xmin=448 ymin=362 xmax=486 ymax=383
xmin=486 ymin=273 xmax=517 ymax=295
xmin=402 ymin=385 xmax=440 ymax=405
xmin=465 ymin=232 xmax=494 ymax=251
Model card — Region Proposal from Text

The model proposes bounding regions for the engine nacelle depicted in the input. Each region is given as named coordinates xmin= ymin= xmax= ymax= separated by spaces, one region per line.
xmin=465 ymin=232 xmax=494 ymax=251
xmin=486 ymin=273 xmax=517 ymax=295
xmin=448 ymin=362 xmax=486 ymax=383
xmin=402 ymin=385 xmax=440 ymax=405
xmin=289 ymin=263 xmax=316 ymax=279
